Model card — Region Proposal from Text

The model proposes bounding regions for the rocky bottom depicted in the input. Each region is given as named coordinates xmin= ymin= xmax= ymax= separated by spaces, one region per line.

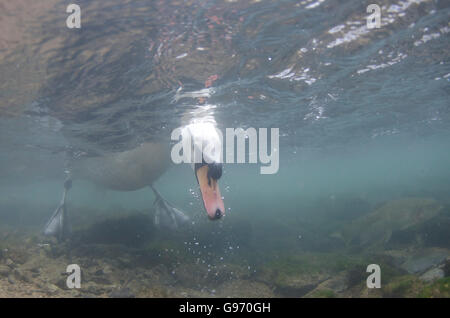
xmin=0 ymin=227 xmax=449 ymax=298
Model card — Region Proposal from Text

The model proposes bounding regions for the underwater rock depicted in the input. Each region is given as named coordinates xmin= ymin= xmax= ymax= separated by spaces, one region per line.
xmin=114 ymin=256 xmax=134 ymax=269
xmin=7 ymin=274 xmax=15 ymax=285
xmin=94 ymin=269 xmax=105 ymax=276
xmin=75 ymin=213 xmax=155 ymax=247
xmin=5 ymin=247 xmax=29 ymax=265
xmin=103 ymin=264 xmax=114 ymax=275
xmin=83 ymin=282 xmax=110 ymax=296
xmin=399 ymin=248 xmax=449 ymax=274
xmin=92 ymin=264 xmax=114 ymax=277
xmin=389 ymin=210 xmax=450 ymax=249
xmin=381 ymin=276 xmax=418 ymax=298
xmin=0 ymin=264 xmax=11 ymax=277
xmin=277 ymin=276 xmax=329 ymax=297
xmin=13 ymin=268 xmax=32 ymax=283
xmin=306 ymin=289 xmax=338 ymax=298
xmin=333 ymin=198 xmax=444 ymax=249
xmin=45 ymin=283 xmax=60 ymax=295
xmin=305 ymin=272 xmax=348 ymax=297
xmin=40 ymin=244 xmax=52 ymax=255
xmin=55 ymin=276 xmax=69 ymax=290
xmin=254 ymin=252 xmax=365 ymax=297
xmin=420 ymin=268 xmax=445 ymax=283
xmin=48 ymin=244 xmax=67 ymax=258
xmin=149 ymin=264 xmax=178 ymax=286
xmin=217 ymin=280 xmax=275 ymax=298
xmin=270 ymin=272 xmax=330 ymax=298
xmin=172 ymin=263 xmax=212 ymax=288
xmin=5 ymin=258 xmax=14 ymax=268
xmin=218 ymin=263 xmax=252 ymax=281
xmin=380 ymin=247 xmax=450 ymax=280
xmin=109 ymin=287 xmax=135 ymax=298
xmin=345 ymin=266 xmax=370 ymax=289
xmin=381 ymin=274 xmax=450 ymax=298
xmin=90 ymin=275 xmax=113 ymax=285
xmin=443 ymin=258 xmax=450 ymax=277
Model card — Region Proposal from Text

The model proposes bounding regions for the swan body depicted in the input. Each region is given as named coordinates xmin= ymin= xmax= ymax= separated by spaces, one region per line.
xmin=44 ymin=120 xmax=225 ymax=239
xmin=74 ymin=142 xmax=171 ymax=191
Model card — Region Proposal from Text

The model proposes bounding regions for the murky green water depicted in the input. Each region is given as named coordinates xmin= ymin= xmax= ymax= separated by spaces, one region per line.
xmin=0 ymin=0 xmax=449 ymax=298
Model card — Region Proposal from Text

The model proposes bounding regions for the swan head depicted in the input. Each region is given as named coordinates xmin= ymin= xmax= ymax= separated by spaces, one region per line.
xmin=183 ymin=122 xmax=225 ymax=220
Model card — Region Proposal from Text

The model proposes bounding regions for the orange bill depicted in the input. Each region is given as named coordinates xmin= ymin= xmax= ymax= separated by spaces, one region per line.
xmin=196 ymin=165 xmax=225 ymax=220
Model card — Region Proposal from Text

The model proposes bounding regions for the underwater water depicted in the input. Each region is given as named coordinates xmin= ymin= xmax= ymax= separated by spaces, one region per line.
xmin=0 ymin=0 xmax=449 ymax=298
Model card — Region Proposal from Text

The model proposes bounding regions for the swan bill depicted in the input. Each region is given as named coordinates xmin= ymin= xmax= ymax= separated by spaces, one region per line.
xmin=195 ymin=165 xmax=225 ymax=220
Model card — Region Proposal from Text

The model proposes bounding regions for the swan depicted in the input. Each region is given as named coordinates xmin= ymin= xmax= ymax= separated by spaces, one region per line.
xmin=44 ymin=118 xmax=225 ymax=240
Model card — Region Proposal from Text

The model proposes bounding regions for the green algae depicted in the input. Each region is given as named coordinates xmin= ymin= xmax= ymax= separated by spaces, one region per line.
xmin=418 ymin=277 xmax=450 ymax=298
xmin=309 ymin=289 xmax=337 ymax=298
xmin=263 ymin=252 xmax=366 ymax=277
xmin=383 ymin=275 xmax=417 ymax=297
xmin=382 ymin=276 xmax=450 ymax=298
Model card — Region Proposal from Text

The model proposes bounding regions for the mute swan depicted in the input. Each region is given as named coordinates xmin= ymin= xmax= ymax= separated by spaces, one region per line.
xmin=44 ymin=120 xmax=225 ymax=240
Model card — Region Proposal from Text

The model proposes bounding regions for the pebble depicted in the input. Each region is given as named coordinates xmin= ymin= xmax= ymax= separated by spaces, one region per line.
xmin=0 ymin=264 xmax=11 ymax=277
xmin=443 ymin=258 xmax=450 ymax=277
xmin=85 ymin=283 xmax=105 ymax=295
xmin=6 ymin=258 xmax=14 ymax=268
xmin=94 ymin=269 xmax=105 ymax=276
xmin=109 ymin=287 xmax=135 ymax=298
xmin=7 ymin=274 xmax=15 ymax=285
xmin=103 ymin=265 xmax=113 ymax=275
xmin=14 ymin=268 xmax=32 ymax=283
xmin=46 ymin=283 xmax=60 ymax=294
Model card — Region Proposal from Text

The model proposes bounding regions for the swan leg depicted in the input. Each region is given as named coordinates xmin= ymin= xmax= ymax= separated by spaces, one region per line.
xmin=150 ymin=185 xmax=189 ymax=230
xmin=43 ymin=178 xmax=72 ymax=241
